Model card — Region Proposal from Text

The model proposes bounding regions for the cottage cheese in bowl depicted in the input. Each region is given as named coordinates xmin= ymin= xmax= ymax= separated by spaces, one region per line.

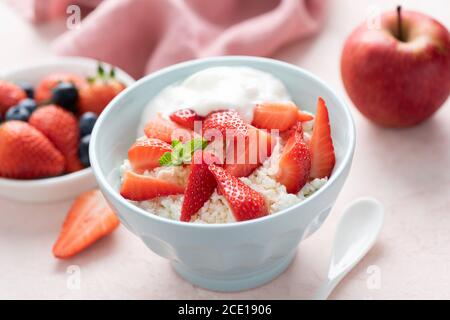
xmin=123 ymin=66 xmax=329 ymax=224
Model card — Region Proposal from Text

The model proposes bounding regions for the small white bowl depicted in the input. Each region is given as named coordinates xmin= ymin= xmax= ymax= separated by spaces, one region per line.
xmin=91 ymin=56 xmax=356 ymax=292
xmin=0 ymin=57 xmax=135 ymax=203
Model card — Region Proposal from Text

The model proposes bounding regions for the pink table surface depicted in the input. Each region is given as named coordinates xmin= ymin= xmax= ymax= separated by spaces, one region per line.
xmin=1 ymin=0 xmax=449 ymax=300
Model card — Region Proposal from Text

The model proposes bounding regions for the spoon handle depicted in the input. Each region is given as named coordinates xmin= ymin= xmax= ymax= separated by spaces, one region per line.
xmin=311 ymin=273 xmax=346 ymax=300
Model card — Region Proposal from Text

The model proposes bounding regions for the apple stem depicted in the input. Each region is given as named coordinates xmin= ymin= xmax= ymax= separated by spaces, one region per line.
xmin=397 ymin=5 xmax=404 ymax=41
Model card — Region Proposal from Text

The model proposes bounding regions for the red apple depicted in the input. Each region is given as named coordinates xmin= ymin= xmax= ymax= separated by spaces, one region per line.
xmin=341 ymin=7 xmax=450 ymax=127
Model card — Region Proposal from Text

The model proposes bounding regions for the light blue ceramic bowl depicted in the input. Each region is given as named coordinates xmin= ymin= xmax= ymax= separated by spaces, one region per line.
xmin=90 ymin=56 xmax=356 ymax=292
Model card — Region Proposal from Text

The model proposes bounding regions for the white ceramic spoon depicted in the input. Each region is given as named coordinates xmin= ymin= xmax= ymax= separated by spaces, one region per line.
xmin=312 ymin=197 xmax=384 ymax=300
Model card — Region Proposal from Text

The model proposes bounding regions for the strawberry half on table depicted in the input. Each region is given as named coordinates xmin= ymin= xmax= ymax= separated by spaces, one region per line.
xmin=78 ymin=65 xmax=126 ymax=115
xmin=53 ymin=189 xmax=120 ymax=259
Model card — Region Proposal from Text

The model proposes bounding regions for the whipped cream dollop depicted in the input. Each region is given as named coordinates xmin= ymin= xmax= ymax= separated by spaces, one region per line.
xmin=139 ymin=66 xmax=291 ymax=135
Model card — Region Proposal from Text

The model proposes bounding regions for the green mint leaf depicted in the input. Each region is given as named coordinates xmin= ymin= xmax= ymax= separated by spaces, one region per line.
xmin=159 ymin=152 xmax=173 ymax=166
xmin=158 ymin=138 xmax=209 ymax=167
xmin=171 ymin=140 xmax=181 ymax=148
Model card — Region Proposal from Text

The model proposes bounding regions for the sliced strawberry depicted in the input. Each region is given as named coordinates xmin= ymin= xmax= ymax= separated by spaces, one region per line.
xmin=128 ymin=138 xmax=172 ymax=173
xmin=309 ymin=98 xmax=335 ymax=179
xmin=224 ymin=125 xmax=274 ymax=177
xmin=297 ymin=110 xmax=314 ymax=122
xmin=144 ymin=114 xmax=194 ymax=143
xmin=169 ymin=109 xmax=204 ymax=130
xmin=52 ymin=189 xmax=120 ymax=259
xmin=0 ymin=121 xmax=65 ymax=179
xmin=29 ymin=105 xmax=83 ymax=173
xmin=203 ymin=110 xmax=248 ymax=140
xmin=180 ymin=151 xmax=221 ymax=222
xmin=252 ymin=102 xmax=299 ymax=132
xmin=0 ymin=80 xmax=27 ymax=116
xmin=120 ymin=170 xmax=185 ymax=201
xmin=209 ymin=164 xmax=268 ymax=221
xmin=276 ymin=124 xmax=311 ymax=193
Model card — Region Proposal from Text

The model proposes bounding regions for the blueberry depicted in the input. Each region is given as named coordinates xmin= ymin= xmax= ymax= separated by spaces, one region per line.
xmin=17 ymin=98 xmax=37 ymax=114
xmin=51 ymin=82 xmax=78 ymax=112
xmin=5 ymin=105 xmax=31 ymax=122
xmin=17 ymin=82 xmax=34 ymax=99
xmin=79 ymin=134 xmax=91 ymax=167
xmin=79 ymin=112 xmax=98 ymax=137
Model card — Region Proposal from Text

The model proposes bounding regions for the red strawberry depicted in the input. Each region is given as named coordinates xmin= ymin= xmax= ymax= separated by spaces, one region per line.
xmin=35 ymin=73 xmax=86 ymax=104
xmin=180 ymin=151 xmax=221 ymax=222
xmin=29 ymin=105 xmax=83 ymax=173
xmin=128 ymin=138 xmax=172 ymax=173
xmin=0 ymin=121 xmax=65 ymax=179
xmin=0 ymin=80 xmax=27 ymax=116
xmin=144 ymin=114 xmax=194 ymax=143
xmin=297 ymin=110 xmax=314 ymax=122
xmin=78 ymin=66 xmax=126 ymax=115
xmin=203 ymin=110 xmax=249 ymax=168
xmin=310 ymin=97 xmax=336 ymax=179
xmin=120 ymin=170 xmax=185 ymax=201
xmin=224 ymin=125 xmax=274 ymax=177
xmin=252 ymin=102 xmax=299 ymax=131
xmin=52 ymin=189 xmax=120 ymax=259
xmin=276 ymin=124 xmax=311 ymax=193
xmin=169 ymin=109 xmax=204 ymax=130
xmin=209 ymin=164 xmax=268 ymax=221
xmin=203 ymin=110 xmax=248 ymax=140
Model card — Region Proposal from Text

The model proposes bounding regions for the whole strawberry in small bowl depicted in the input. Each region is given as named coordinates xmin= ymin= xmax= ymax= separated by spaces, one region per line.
xmin=0 ymin=57 xmax=134 ymax=203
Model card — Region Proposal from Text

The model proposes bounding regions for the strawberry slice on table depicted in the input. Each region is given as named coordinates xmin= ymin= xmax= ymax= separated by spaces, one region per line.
xmin=128 ymin=138 xmax=172 ymax=173
xmin=224 ymin=125 xmax=274 ymax=177
xmin=252 ymin=102 xmax=300 ymax=132
xmin=29 ymin=104 xmax=83 ymax=173
xmin=169 ymin=108 xmax=204 ymax=130
xmin=309 ymin=97 xmax=336 ymax=179
xmin=35 ymin=73 xmax=87 ymax=104
xmin=276 ymin=123 xmax=311 ymax=194
xmin=78 ymin=65 xmax=126 ymax=115
xmin=120 ymin=170 xmax=185 ymax=201
xmin=209 ymin=164 xmax=268 ymax=221
xmin=0 ymin=80 xmax=27 ymax=116
xmin=52 ymin=189 xmax=120 ymax=259
xmin=180 ymin=151 xmax=221 ymax=222
xmin=0 ymin=121 xmax=65 ymax=179
xmin=144 ymin=114 xmax=194 ymax=143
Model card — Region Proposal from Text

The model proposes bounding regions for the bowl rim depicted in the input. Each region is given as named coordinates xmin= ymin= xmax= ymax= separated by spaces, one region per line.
xmin=0 ymin=56 xmax=135 ymax=187
xmin=91 ymin=56 xmax=356 ymax=229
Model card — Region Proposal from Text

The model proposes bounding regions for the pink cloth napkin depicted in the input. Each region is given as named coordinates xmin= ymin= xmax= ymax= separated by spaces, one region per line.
xmin=10 ymin=0 xmax=327 ymax=78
